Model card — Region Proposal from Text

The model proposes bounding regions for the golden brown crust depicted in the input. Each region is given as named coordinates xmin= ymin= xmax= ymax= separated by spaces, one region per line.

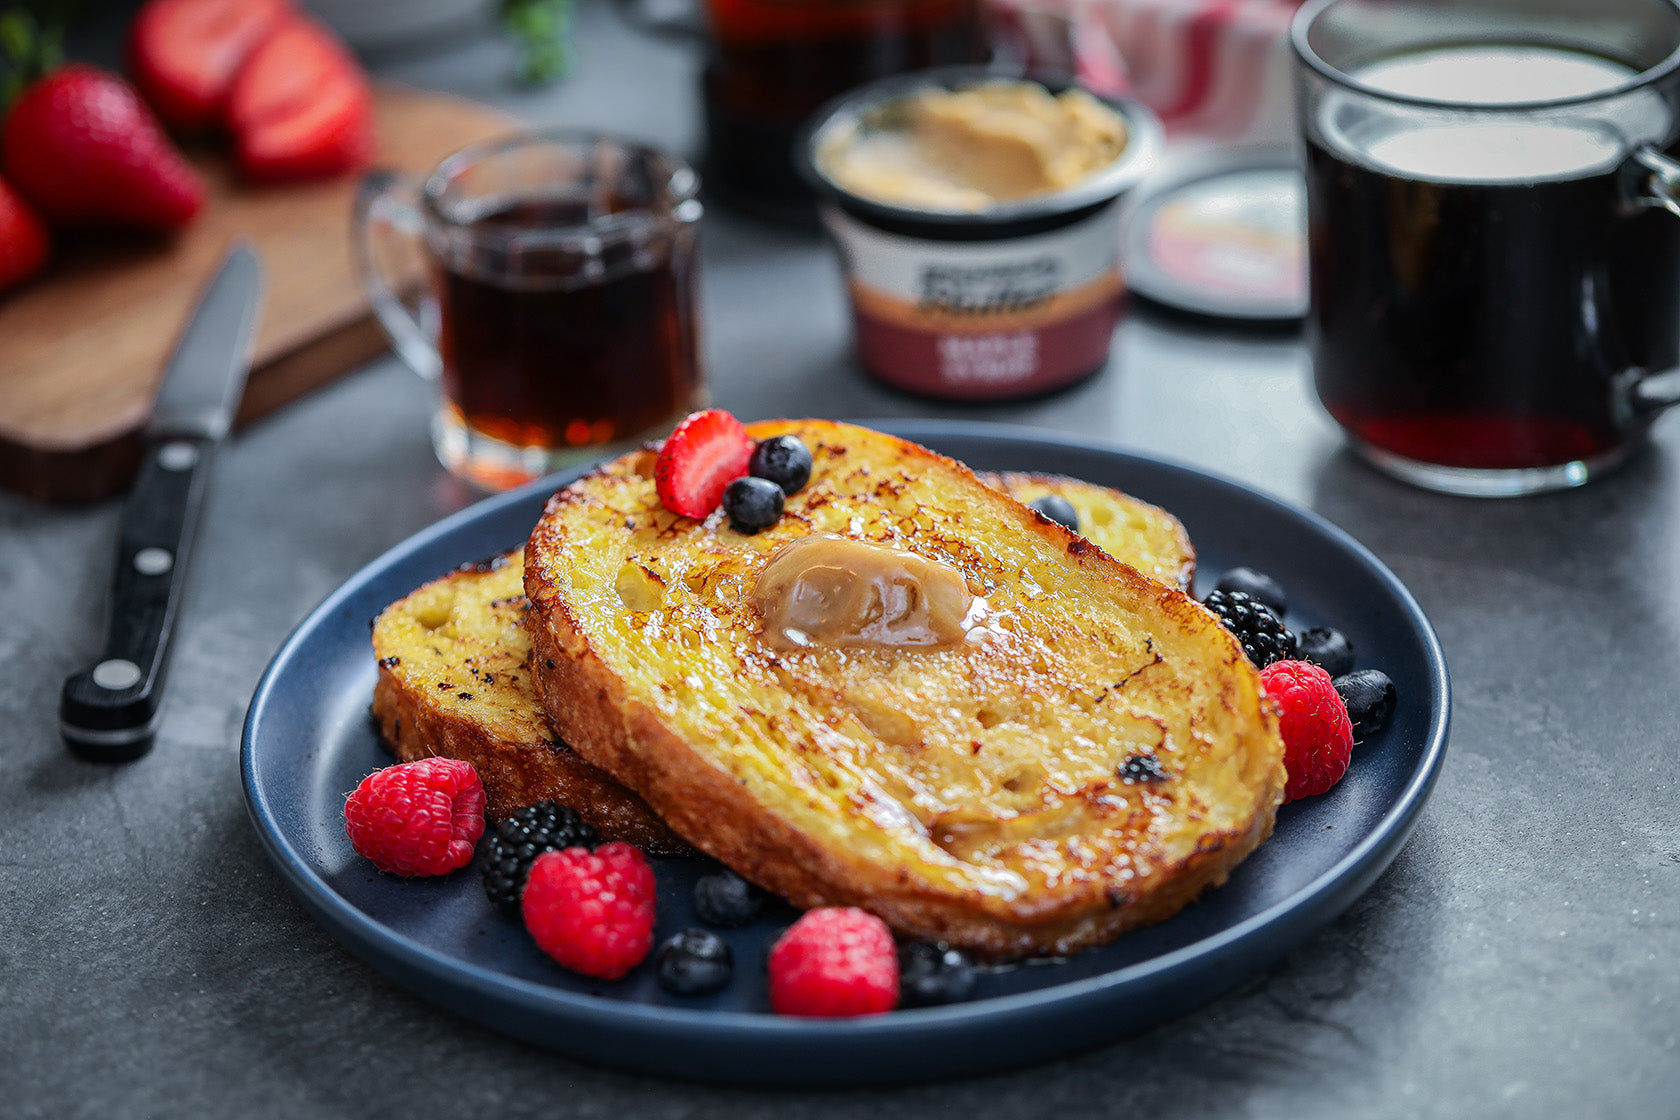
xmin=369 ymin=553 xmax=692 ymax=855
xmin=523 ymin=420 xmax=1286 ymax=960
xmin=980 ymin=471 xmax=1196 ymax=589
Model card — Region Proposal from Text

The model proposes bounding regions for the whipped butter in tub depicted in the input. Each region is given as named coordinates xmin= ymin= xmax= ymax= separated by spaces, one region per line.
xmin=800 ymin=69 xmax=1161 ymax=400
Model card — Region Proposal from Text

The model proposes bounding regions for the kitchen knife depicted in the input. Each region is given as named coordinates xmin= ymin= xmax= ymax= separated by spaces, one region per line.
xmin=60 ymin=244 xmax=264 ymax=762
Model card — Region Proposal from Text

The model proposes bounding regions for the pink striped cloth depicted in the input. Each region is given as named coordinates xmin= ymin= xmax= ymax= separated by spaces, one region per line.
xmin=988 ymin=0 xmax=1304 ymax=142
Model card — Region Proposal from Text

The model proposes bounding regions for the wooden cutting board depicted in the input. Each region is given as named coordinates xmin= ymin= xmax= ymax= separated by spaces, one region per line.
xmin=0 ymin=85 xmax=512 ymax=504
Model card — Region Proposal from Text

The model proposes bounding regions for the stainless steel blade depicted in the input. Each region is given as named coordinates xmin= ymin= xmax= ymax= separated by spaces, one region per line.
xmin=147 ymin=243 xmax=264 ymax=441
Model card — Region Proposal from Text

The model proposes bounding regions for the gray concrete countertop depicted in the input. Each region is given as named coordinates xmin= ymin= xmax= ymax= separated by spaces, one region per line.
xmin=3 ymin=3 xmax=1677 ymax=1116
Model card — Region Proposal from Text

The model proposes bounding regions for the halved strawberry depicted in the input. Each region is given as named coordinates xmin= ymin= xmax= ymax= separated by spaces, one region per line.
xmin=0 ymin=177 xmax=50 ymax=293
xmin=655 ymin=410 xmax=755 ymax=519
xmin=226 ymin=15 xmax=374 ymax=182
xmin=129 ymin=0 xmax=294 ymax=133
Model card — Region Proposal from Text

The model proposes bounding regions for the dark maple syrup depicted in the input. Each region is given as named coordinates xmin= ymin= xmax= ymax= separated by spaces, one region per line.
xmin=434 ymin=198 xmax=701 ymax=451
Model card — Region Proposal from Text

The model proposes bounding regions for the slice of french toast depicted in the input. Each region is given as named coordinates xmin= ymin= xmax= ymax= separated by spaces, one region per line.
xmin=523 ymin=419 xmax=1286 ymax=960
xmin=369 ymin=552 xmax=692 ymax=854
xmin=368 ymin=473 xmax=1181 ymax=854
xmin=982 ymin=472 xmax=1194 ymax=588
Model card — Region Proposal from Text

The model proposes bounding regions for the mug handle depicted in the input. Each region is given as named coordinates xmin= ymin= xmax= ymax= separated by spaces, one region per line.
xmin=1619 ymin=147 xmax=1680 ymax=415
xmin=353 ymin=170 xmax=442 ymax=381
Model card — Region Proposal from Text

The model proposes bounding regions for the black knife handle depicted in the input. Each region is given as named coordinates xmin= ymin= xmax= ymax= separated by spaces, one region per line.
xmin=60 ymin=437 xmax=214 ymax=762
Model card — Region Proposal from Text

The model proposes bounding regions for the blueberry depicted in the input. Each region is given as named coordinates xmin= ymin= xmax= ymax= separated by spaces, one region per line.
xmin=722 ymin=476 xmax=784 ymax=534
xmin=1028 ymin=494 xmax=1080 ymax=533
xmin=1334 ymin=668 xmax=1396 ymax=739
xmin=1297 ymin=626 xmax=1356 ymax=677
xmin=898 ymin=941 xmax=976 ymax=1007
xmin=693 ymin=868 xmax=766 ymax=927
xmin=656 ymin=928 xmax=733 ymax=996
xmin=1214 ymin=567 xmax=1288 ymax=616
xmin=748 ymin=435 xmax=813 ymax=495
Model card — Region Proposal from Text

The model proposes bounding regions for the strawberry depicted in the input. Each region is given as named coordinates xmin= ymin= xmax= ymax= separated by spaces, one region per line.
xmin=129 ymin=0 xmax=294 ymax=133
xmin=0 ymin=176 xmax=50 ymax=293
xmin=2 ymin=64 xmax=204 ymax=231
xmin=226 ymin=15 xmax=374 ymax=182
xmin=655 ymin=409 xmax=756 ymax=519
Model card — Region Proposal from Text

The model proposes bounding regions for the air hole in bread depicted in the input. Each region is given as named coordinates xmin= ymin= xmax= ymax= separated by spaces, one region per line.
xmin=414 ymin=599 xmax=453 ymax=631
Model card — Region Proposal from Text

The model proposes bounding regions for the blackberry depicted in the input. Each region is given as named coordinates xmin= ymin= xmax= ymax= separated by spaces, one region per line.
xmin=693 ymin=868 xmax=766 ymax=927
xmin=1297 ymin=625 xmax=1356 ymax=677
xmin=656 ymin=928 xmax=734 ymax=996
xmin=480 ymin=800 xmax=598 ymax=915
xmin=1028 ymin=494 xmax=1080 ymax=533
xmin=1202 ymin=589 xmax=1297 ymax=668
xmin=1335 ymin=668 xmax=1396 ymax=739
xmin=1214 ymin=567 xmax=1289 ymax=616
xmin=899 ymin=941 xmax=976 ymax=1007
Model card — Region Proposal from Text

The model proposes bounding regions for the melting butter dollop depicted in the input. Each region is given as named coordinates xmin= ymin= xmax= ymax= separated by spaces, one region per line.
xmin=750 ymin=535 xmax=982 ymax=651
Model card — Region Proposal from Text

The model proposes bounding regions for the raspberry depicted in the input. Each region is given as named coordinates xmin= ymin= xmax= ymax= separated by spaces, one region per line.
xmin=521 ymin=843 xmax=657 ymax=980
xmin=343 ymin=757 xmax=486 ymax=876
xmin=768 ymin=907 xmax=898 ymax=1017
xmin=1261 ymin=659 xmax=1354 ymax=802
xmin=481 ymin=801 xmax=599 ymax=915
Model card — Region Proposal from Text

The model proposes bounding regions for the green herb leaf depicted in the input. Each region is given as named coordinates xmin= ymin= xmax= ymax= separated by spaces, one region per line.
xmin=499 ymin=0 xmax=573 ymax=87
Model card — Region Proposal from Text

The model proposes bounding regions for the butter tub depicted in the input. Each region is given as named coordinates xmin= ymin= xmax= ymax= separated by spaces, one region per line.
xmin=799 ymin=68 xmax=1161 ymax=400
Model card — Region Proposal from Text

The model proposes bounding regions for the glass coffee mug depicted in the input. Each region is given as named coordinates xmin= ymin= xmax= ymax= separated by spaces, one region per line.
xmin=1293 ymin=0 xmax=1680 ymax=496
xmin=355 ymin=131 xmax=705 ymax=490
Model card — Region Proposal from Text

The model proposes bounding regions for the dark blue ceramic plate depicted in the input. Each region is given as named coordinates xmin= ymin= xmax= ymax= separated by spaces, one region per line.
xmin=242 ymin=421 xmax=1450 ymax=1087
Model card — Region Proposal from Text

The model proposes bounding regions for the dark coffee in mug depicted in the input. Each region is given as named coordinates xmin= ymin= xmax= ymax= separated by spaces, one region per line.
xmin=1307 ymin=45 xmax=1680 ymax=472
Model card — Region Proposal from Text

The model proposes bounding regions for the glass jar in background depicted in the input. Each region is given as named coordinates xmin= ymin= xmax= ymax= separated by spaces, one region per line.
xmin=701 ymin=0 xmax=987 ymax=220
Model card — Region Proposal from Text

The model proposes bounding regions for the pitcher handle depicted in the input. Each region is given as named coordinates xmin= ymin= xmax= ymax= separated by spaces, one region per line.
xmin=353 ymin=170 xmax=442 ymax=381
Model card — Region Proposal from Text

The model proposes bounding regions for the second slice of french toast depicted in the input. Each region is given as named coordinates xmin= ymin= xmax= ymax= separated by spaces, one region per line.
xmin=523 ymin=420 xmax=1286 ymax=960
xmin=370 ymin=552 xmax=692 ymax=854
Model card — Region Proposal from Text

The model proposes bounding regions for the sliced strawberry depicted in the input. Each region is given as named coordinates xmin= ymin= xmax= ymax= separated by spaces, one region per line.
xmin=129 ymin=0 xmax=294 ymax=132
xmin=227 ymin=15 xmax=375 ymax=182
xmin=655 ymin=410 xmax=755 ymax=519
xmin=0 ymin=177 xmax=50 ymax=293
xmin=2 ymin=64 xmax=204 ymax=231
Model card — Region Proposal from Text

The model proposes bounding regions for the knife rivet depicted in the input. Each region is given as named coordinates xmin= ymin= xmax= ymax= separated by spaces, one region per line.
xmin=91 ymin=659 xmax=143 ymax=691
xmin=134 ymin=548 xmax=174 ymax=576
xmin=159 ymin=442 xmax=198 ymax=471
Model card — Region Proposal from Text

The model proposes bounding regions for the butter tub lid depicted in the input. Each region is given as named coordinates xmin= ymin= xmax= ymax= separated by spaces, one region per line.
xmin=1121 ymin=147 xmax=1307 ymax=323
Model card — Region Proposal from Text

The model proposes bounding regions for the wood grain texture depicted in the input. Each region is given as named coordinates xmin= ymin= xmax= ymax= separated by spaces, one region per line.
xmin=0 ymin=85 xmax=512 ymax=504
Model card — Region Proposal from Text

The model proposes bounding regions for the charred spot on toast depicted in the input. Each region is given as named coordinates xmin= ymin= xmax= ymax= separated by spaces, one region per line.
xmin=1118 ymin=754 xmax=1169 ymax=783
